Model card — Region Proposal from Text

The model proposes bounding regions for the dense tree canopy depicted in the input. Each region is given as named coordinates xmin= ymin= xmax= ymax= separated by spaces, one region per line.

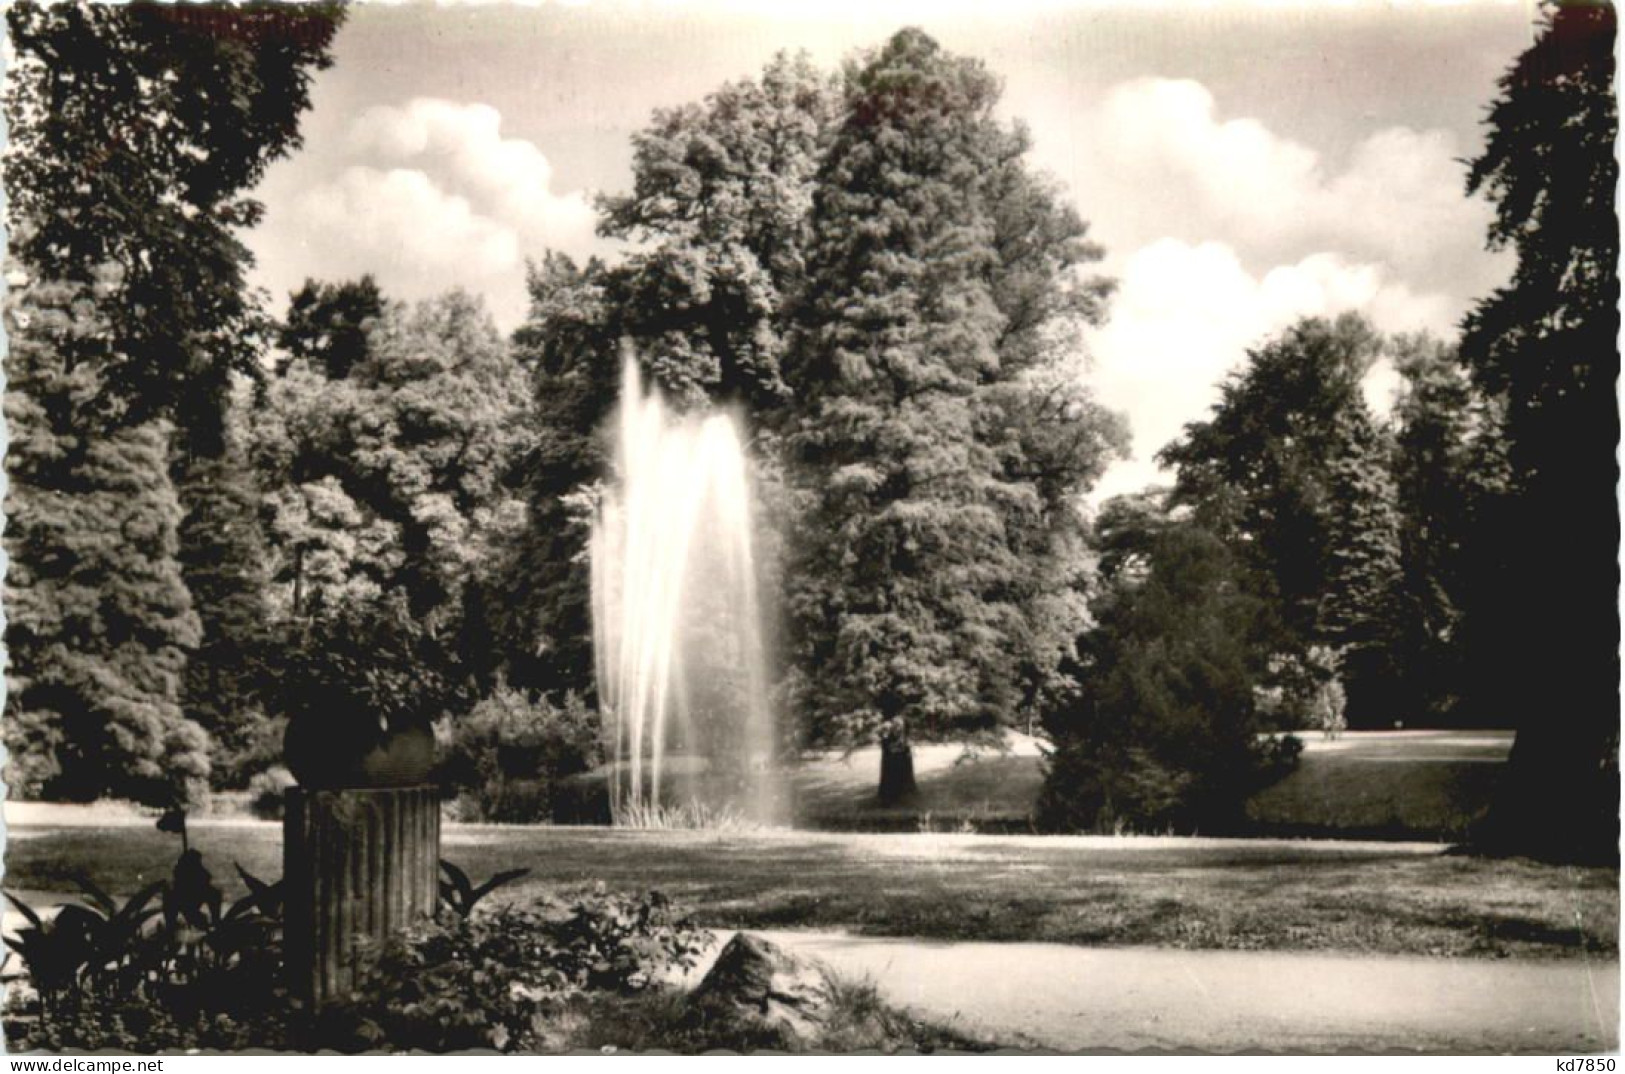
xmin=3 ymin=271 xmax=208 ymax=804
xmin=3 ymin=1 xmax=341 ymax=802
xmin=486 ymin=255 xmax=623 ymax=697
xmin=509 ymin=39 xmax=1124 ymax=793
xmin=1159 ymin=314 xmax=1404 ymax=726
xmin=5 ymin=0 xmax=341 ymax=442
xmin=1460 ymin=0 xmax=1619 ymax=861
xmin=1388 ymin=336 xmax=1510 ymax=724
xmin=597 ymin=52 xmax=838 ymax=409
xmin=254 ymin=289 xmax=533 ymax=642
xmin=782 ymin=29 xmax=1124 ymax=800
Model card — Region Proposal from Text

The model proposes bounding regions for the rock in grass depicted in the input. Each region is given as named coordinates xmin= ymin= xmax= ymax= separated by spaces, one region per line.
xmin=687 ymin=932 xmax=836 ymax=1046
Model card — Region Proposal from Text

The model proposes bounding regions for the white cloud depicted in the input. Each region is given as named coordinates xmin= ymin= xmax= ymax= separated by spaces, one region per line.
xmin=302 ymin=166 xmax=522 ymax=279
xmin=1049 ymin=76 xmax=1506 ymax=504
xmin=269 ymin=98 xmax=603 ymax=329
xmin=352 ymin=98 xmax=598 ymax=256
xmin=1081 ymin=78 xmax=1506 ymax=299
xmin=1084 ymin=238 xmax=1460 ymax=503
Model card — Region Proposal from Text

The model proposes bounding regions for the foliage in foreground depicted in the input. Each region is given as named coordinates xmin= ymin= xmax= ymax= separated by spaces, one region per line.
xmin=317 ymin=890 xmax=709 ymax=1052
xmin=4 ymin=816 xmax=825 ymax=1054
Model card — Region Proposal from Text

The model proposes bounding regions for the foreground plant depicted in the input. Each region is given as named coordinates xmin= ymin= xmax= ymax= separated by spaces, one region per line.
xmin=437 ymin=860 xmax=531 ymax=919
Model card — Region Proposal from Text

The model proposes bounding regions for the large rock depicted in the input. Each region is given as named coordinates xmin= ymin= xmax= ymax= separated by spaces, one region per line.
xmin=688 ymin=932 xmax=836 ymax=1046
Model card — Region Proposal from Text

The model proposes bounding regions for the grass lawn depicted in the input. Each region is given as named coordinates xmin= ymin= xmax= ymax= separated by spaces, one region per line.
xmin=6 ymin=820 xmax=1613 ymax=961
xmin=564 ymin=729 xmax=1517 ymax=838
xmin=1246 ymin=730 xmax=1514 ymax=840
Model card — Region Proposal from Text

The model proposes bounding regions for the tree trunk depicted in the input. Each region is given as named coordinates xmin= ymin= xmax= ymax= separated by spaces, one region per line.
xmin=1474 ymin=482 xmax=1619 ymax=865
xmin=878 ymin=722 xmax=917 ymax=805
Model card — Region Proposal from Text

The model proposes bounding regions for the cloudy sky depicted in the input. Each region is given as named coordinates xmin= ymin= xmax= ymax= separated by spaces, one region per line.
xmin=245 ymin=0 xmax=1534 ymax=501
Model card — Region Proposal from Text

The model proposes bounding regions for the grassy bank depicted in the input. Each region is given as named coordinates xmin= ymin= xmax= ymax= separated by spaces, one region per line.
xmin=6 ymin=821 xmax=1612 ymax=961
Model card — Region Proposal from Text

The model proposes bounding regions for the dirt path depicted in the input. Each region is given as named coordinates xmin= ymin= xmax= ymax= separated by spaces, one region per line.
xmin=714 ymin=930 xmax=1619 ymax=1053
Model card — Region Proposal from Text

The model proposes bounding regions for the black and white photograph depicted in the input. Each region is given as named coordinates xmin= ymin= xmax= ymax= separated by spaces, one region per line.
xmin=0 ymin=0 xmax=1618 ymax=1056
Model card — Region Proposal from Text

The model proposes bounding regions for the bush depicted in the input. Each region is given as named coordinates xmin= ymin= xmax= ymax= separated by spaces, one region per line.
xmin=324 ymin=889 xmax=710 ymax=1052
xmin=1040 ymin=521 xmax=1289 ymax=834
xmin=437 ymin=688 xmax=601 ymax=823
xmin=247 ymin=765 xmax=297 ymax=820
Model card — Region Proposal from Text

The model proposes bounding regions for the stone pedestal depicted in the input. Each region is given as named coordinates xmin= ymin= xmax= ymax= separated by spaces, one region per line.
xmin=284 ymin=785 xmax=440 ymax=1008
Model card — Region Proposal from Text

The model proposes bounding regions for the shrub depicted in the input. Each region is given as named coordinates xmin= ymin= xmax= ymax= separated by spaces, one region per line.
xmin=1040 ymin=521 xmax=1291 ymax=834
xmin=326 ymin=889 xmax=710 ymax=1052
xmin=247 ymin=765 xmax=297 ymax=820
xmin=437 ymin=688 xmax=601 ymax=823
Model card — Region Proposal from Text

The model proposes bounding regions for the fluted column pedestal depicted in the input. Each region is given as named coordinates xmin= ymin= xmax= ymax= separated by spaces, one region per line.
xmin=284 ymin=785 xmax=440 ymax=1008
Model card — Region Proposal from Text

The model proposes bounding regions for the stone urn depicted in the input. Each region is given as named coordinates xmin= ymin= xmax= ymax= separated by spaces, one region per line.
xmin=282 ymin=710 xmax=441 ymax=1007
xmin=283 ymin=717 xmax=437 ymax=790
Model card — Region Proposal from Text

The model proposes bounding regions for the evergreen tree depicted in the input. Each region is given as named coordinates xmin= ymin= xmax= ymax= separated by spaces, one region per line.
xmin=1039 ymin=499 xmax=1284 ymax=833
xmin=1389 ymin=336 xmax=1509 ymax=724
xmin=1159 ymin=314 xmax=1405 ymax=724
xmin=1460 ymin=0 xmax=1619 ymax=861
xmin=1316 ymin=408 xmax=1406 ymax=722
xmin=4 ymin=270 xmax=208 ymax=804
xmin=785 ymin=29 xmax=1036 ymax=801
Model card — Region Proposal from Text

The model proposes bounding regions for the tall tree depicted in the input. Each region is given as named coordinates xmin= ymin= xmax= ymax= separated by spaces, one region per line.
xmin=499 ymin=57 xmax=837 ymax=694
xmin=1315 ymin=407 xmax=1406 ymax=721
xmin=177 ymin=410 xmax=280 ymax=787
xmin=783 ymin=29 xmax=1121 ymax=801
xmin=5 ymin=0 xmax=342 ymax=444
xmin=509 ymin=38 xmax=1123 ymax=789
xmin=253 ymin=289 xmax=534 ymax=683
xmin=3 ymin=270 xmax=208 ymax=805
xmin=1389 ymin=336 xmax=1510 ymax=724
xmin=1159 ymin=314 xmax=1404 ymax=725
xmin=4 ymin=1 xmax=341 ymax=797
xmin=596 ymin=51 xmax=837 ymax=410
xmin=494 ymin=255 xmax=623 ymax=697
xmin=1460 ymin=0 xmax=1619 ymax=861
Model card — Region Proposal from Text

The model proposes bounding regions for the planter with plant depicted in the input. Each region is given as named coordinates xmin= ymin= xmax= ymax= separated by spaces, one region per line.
xmin=275 ymin=602 xmax=470 ymax=1007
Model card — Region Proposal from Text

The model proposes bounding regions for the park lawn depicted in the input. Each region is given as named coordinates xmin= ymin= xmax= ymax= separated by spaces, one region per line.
xmin=5 ymin=822 xmax=1614 ymax=961
xmin=794 ymin=729 xmax=1516 ymax=837
xmin=1245 ymin=730 xmax=1514 ymax=840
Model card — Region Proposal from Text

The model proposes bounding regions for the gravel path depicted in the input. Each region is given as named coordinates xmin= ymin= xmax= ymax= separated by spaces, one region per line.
xmin=714 ymin=929 xmax=1619 ymax=1053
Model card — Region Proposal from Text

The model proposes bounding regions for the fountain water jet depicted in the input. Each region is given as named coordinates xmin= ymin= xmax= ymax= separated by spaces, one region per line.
xmin=590 ymin=355 xmax=779 ymax=824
